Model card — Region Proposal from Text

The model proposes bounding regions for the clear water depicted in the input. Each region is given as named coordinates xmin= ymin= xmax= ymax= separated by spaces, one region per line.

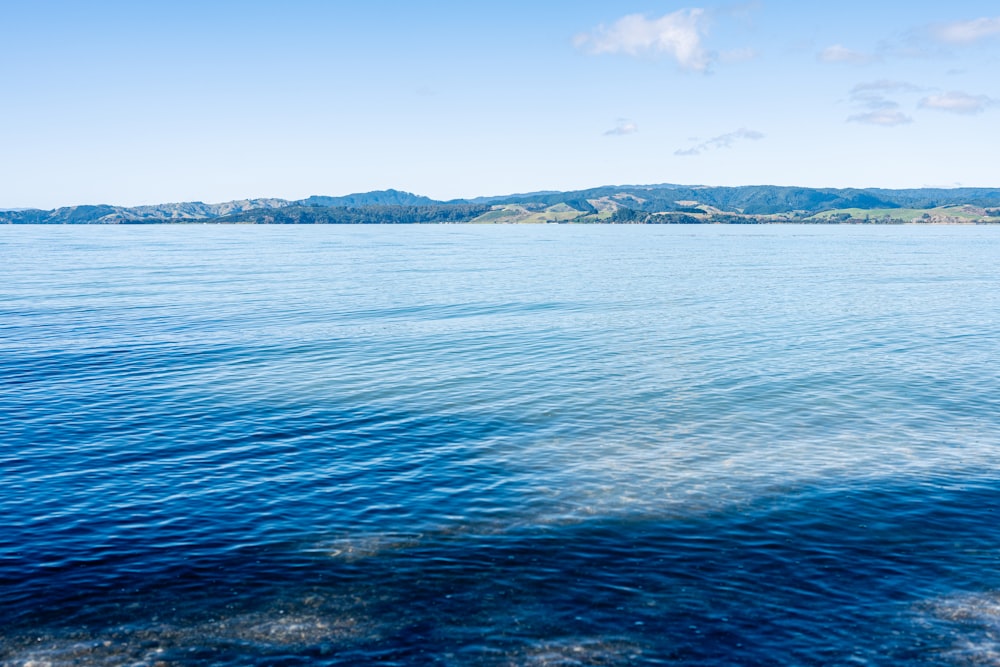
xmin=2 ymin=225 xmax=999 ymax=666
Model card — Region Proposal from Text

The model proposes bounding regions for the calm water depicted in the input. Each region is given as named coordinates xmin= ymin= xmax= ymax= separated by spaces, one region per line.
xmin=2 ymin=225 xmax=1000 ymax=666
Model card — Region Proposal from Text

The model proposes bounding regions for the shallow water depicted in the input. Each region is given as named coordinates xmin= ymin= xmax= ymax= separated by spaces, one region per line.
xmin=2 ymin=224 xmax=999 ymax=665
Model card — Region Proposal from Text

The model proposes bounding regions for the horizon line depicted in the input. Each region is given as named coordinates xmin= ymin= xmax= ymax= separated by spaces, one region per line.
xmin=6 ymin=182 xmax=998 ymax=212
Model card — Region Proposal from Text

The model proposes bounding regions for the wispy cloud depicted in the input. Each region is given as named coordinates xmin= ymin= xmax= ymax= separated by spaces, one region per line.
xmin=845 ymin=81 xmax=922 ymax=126
xmin=919 ymin=91 xmax=995 ymax=114
xmin=723 ymin=1 xmax=761 ymax=23
xmin=604 ymin=119 xmax=639 ymax=136
xmin=847 ymin=110 xmax=913 ymax=126
xmin=851 ymin=80 xmax=923 ymax=94
xmin=845 ymin=81 xmax=994 ymax=124
xmin=932 ymin=17 xmax=1000 ymax=44
xmin=819 ymin=16 xmax=1000 ymax=66
xmin=818 ymin=44 xmax=878 ymax=65
xmin=851 ymin=95 xmax=900 ymax=110
xmin=675 ymin=128 xmax=764 ymax=156
xmin=849 ymin=80 xmax=922 ymax=110
xmin=575 ymin=9 xmax=712 ymax=72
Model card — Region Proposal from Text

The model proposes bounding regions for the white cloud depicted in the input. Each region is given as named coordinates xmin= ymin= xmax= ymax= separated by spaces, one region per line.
xmin=818 ymin=44 xmax=878 ymax=64
xmin=604 ymin=119 xmax=639 ymax=136
xmin=932 ymin=17 xmax=1000 ymax=44
xmin=847 ymin=110 xmax=913 ymax=126
xmin=675 ymin=128 xmax=763 ymax=156
xmin=919 ymin=91 xmax=994 ymax=114
xmin=575 ymin=9 xmax=711 ymax=72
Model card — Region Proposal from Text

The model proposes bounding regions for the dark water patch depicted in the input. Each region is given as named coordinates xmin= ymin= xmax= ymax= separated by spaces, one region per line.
xmin=4 ymin=479 xmax=1000 ymax=664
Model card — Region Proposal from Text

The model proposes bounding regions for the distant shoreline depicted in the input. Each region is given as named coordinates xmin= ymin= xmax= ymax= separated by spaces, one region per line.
xmin=4 ymin=184 xmax=1000 ymax=225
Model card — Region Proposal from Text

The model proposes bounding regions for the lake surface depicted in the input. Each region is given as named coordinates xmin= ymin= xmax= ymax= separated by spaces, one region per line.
xmin=2 ymin=224 xmax=999 ymax=666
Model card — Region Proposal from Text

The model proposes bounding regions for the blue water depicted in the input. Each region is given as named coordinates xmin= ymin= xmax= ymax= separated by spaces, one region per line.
xmin=2 ymin=225 xmax=999 ymax=666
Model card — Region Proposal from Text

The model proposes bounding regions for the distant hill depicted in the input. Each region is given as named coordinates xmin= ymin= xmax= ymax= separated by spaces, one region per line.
xmin=0 ymin=199 xmax=293 ymax=224
xmin=478 ymin=185 xmax=1000 ymax=216
xmin=215 ymin=204 xmax=492 ymax=225
xmin=298 ymin=189 xmax=441 ymax=208
xmin=4 ymin=185 xmax=1000 ymax=224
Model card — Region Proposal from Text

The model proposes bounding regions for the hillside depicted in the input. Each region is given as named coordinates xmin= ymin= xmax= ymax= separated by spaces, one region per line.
xmin=4 ymin=185 xmax=1000 ymax=224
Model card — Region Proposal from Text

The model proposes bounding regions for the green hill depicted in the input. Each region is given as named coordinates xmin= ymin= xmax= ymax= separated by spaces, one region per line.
xmin=4 ymin=185 xmax=1000 ymax=224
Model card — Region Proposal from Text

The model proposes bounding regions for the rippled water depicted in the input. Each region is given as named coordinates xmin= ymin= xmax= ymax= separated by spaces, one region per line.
xmin=2 ymin=224 xmax=999 ymax=666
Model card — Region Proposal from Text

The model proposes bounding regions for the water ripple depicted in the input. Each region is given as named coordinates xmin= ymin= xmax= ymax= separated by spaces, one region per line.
xmin=2 ymin=225 xmax=999 ymax=664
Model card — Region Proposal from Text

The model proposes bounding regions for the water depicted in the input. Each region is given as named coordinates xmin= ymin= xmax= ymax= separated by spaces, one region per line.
xmin=1 ymin=224 xmax=999 ymax=666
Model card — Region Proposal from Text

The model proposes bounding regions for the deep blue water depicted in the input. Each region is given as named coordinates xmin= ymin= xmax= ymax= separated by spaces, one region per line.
xmin=2 ymin=224 xmax=1000 ymax=666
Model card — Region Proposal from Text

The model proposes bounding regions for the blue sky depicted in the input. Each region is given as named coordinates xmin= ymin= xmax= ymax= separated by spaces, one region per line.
xmin=2 ymin=1 xmax=999 ymax=207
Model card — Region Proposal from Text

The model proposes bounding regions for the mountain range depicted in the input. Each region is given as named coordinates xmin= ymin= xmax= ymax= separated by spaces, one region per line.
xmin=4 ymin=185 xmax=1000 ymax=224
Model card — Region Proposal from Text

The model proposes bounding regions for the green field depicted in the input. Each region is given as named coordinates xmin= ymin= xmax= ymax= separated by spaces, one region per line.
xmin=470 ymin=202 xmax=1000 ymax=225
xmin=472 ymin=203 xmax=608 ymax=224
xmin=808 ymin=205 xmax=994 ymax=222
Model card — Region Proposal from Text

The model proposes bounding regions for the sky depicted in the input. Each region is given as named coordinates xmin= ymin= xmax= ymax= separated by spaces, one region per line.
xmin=2 ymin=0 xmax=1000 ymax=208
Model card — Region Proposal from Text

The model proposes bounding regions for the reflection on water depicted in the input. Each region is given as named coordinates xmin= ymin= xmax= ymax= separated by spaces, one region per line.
xmin=1 ymin=225 xmax=999 ymax=665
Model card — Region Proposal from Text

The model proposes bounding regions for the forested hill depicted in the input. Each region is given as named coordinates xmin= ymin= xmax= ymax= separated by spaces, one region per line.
xmin=215 ymin=205 xmax=492 ymax=225
xmin=4 ymin=185 xmax=1000 ymax=224
xmin=468 ymin=185 xmax=1000 ymax=215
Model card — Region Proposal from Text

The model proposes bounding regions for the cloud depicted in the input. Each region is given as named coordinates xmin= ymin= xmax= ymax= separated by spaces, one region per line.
xmin=575 ymin=9 xmax=711 ymax=72
xmin=845 ymin=81 xmax=923 ymax=125
xmin=814 ymin=16 xmax=1000 ymax=66
xmin=932 ymin=17 xmax=1000 ymax=44
xmin=918 ymin=91 xmax=995 ymax=114
xmin=849 ymin=80 xmax=922 ymax=111
xmin=844 ymin=81 xmax=993 ymax=124
xmin=852 ymin=95 xmax=899 ymax=110
xmin=604 ymin=119 xmax=639 ymax=136
xmin=722 ymin=1 xmax=761 ymax=23
xmin=818 ymin=44 xmax=878 ymax=64
xmin=847 ymin=110 xmax=913 ymax=126
xmin=675 ymin=128 xmax=764 ymax=156
xmin=850 ymin=80 xmax=922 ymax=94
